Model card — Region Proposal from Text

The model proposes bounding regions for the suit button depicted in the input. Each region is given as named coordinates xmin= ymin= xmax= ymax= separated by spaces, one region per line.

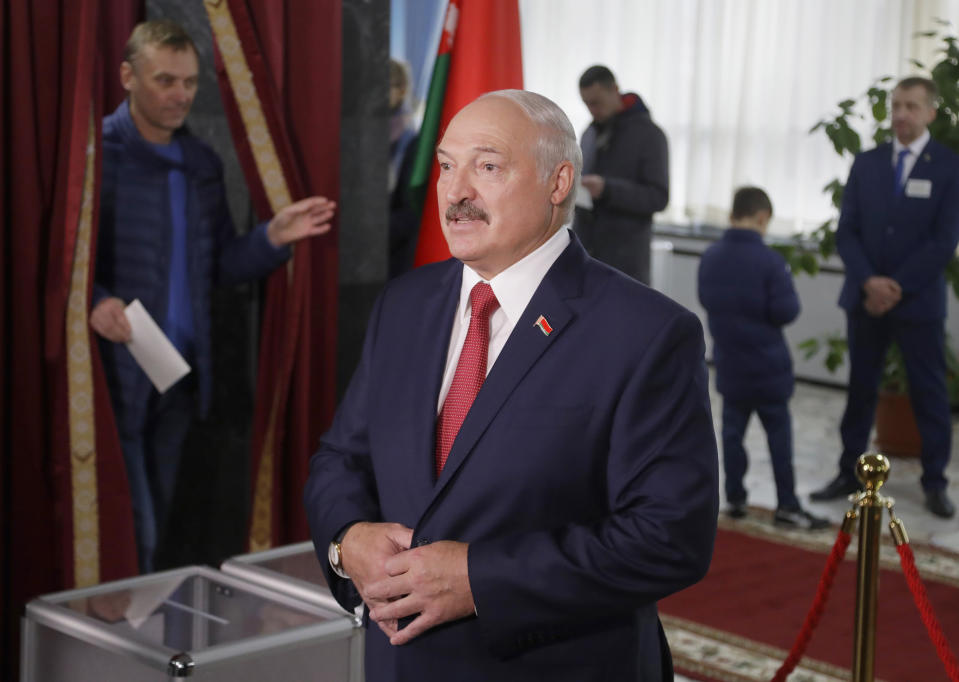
xmin=416 ymin=538 xmax=430 ymax=546
xmin=887 ymin=226 xmax=894 ymax=234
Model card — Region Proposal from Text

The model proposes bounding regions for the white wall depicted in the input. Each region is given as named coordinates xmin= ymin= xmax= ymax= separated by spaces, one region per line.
xmin=653 ymin=232 xmax=959 ymax=386
xmin=519 ymin=0 xmax=959 ymax=236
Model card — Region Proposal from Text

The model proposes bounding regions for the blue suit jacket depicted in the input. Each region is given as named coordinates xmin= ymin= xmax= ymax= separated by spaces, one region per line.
xmin=836 ymin=139 xmax=959 ymax=320
xmin=304 ymin=234 xmax=718 ymax=681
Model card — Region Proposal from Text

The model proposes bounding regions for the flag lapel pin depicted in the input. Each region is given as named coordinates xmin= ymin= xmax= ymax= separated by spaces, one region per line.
xmin=534 ymin=315 xmax=553 ymax=336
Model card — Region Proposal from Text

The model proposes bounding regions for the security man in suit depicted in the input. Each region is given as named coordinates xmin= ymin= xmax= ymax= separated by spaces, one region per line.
xmin=304 ymin=90 xmax=718 ymax=681
xmin=811 ymin=77 xmax=959 ymax=518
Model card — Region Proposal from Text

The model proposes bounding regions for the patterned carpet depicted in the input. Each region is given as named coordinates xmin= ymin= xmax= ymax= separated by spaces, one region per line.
xmin=660 ymin=510 xmax=959 ymax=682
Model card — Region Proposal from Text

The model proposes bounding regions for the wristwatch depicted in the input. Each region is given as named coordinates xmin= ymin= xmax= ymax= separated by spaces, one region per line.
xmin=329 ymin=523 xmax=359 ymax=579
xmin=328 ymin=538 xmax=349 ymax=579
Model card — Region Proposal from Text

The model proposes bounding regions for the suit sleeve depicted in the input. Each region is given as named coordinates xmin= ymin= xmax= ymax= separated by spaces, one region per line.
xmin=835 ymin=155 xmax=875 ymax=298
xmin=891 ymin=166 xmax=959 ymax=294
xmin=599 ymin=125 xmax=669 ymax=217
xmin=468 ymin=310 xmax=718 ymax=654
xmin=303 ymin=292 xmax=386 ymax=610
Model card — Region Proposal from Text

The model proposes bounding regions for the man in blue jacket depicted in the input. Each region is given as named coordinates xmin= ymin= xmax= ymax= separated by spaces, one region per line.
xmin=811 ymin=77 xmax=959 ymax=519
xmin=699 ymin=187 xmax=827 ymax=529
xmin=90 ymin=20 xmax=335 ymax=573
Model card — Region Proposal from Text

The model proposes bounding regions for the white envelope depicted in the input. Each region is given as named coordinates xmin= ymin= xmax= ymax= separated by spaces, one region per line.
xmin=905 ymin=178 xmax=932 ymax=198
xmin=124 ymin=576 xmax=183 ymax=629
xmin=575 ymin=183 xmax=593 ymax=209
xmin=124 ymin=299 xmax=191 ymax=393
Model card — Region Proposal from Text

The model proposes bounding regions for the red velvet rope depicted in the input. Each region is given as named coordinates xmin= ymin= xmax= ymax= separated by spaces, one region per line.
xmin=770 ymin=529 xmax=852 ymax=682
xmin=896 ymin=543 xmax=959 ymax=681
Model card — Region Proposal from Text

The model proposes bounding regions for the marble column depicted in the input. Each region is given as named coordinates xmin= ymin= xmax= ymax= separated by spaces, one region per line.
xmin=339 ymin=0 xmax=390 ymax=395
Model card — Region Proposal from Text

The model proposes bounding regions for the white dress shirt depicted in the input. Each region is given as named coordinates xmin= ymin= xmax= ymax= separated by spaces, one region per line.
xmin=436 ymin=227 xmax=571 ymax=412
xmin=893 ymin=128 xmax=930 ymax=183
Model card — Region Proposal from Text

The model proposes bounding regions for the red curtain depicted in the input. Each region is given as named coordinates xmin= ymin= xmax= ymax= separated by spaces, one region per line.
xmin=1 ymin=2 xmax=140 ymax=678
xmin=209 ymin=0 xmax=341 ymax=550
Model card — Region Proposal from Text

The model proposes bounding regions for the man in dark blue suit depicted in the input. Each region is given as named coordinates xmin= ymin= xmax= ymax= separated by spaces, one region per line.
xmin=811 ymin=77 xmax=959 ymax=518
xmin=304 ymin=90 xmax=718 ymax=681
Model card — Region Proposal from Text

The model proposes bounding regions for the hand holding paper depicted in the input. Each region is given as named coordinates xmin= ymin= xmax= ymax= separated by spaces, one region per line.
xmin=90 ymin=297 xmax=132 ymax=343
xmin=123 ymin=299 xmax=191 ymax=393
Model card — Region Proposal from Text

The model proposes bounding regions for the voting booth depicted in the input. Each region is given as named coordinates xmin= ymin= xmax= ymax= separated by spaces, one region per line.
xmin=21 ymin=565 xmax=362 ymax=681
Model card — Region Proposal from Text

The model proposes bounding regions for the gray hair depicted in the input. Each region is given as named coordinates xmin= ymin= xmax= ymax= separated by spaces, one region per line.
xmin=478 ymin=89 xmax=583 ymax=225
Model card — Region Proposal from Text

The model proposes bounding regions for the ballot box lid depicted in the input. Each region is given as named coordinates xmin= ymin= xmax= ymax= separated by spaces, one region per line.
xmin=25 ymin=564 xmax=355 ymax=673
xmin=221 ymin=541 xmax=346 ymax=614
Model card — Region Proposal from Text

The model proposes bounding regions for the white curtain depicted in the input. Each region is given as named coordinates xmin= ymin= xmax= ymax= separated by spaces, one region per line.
xmin=520 ymin=0 xmax=959 ymax=235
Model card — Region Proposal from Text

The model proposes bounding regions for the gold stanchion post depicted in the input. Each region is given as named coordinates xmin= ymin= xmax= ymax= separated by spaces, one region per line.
xmin=852 ymin=453 xmax=890 ymax=682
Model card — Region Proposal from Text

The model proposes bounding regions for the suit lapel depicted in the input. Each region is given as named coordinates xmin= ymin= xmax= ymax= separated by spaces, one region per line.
xmin=404 ymin=263 xmax=462 ymax=507
xmin=420 ymin=238 xmax=588 ymax=522
xmin=909 ymin=138 xmax=939 ymax=182
xmin=873 ymin=143 xmax=896 ymax=209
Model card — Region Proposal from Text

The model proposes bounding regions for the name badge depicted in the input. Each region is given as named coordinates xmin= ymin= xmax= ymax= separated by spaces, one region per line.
xmin=905 ymin=178 xmax=932 ymax=198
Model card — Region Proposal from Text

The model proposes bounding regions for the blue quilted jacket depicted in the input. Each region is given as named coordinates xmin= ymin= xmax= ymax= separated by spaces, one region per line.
xmin=94 ymin=100 xmax=290 ymax=431
xmin=697 ymin=228 xmax=799 ymax=402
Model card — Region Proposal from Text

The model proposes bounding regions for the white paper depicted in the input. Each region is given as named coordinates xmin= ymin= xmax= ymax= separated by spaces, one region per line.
xmin=124 ymin=299 xmax=191 ymax=393
xmin=575 ymin=183 xmax=593 ymax=209
xmin=124 ymin=577 xmax=183 ymax=629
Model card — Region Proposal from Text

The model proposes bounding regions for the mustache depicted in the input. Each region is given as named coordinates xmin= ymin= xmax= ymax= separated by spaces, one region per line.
xmin=446 ymin=201 xmax=489 ymax=224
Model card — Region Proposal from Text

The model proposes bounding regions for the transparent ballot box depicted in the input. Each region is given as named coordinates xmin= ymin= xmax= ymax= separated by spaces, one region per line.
xmin=220 ymin=541 xmax=342 ymax=613
xmin=21 ymin=565 xmax=363 ymax=681
xmin=221 ymin=541 xmax=365 ymax=680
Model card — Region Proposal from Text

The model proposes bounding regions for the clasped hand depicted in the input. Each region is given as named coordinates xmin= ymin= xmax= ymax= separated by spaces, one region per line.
xmin=340 ymin=522 xmax=475 ymax=645
xmin=862 ymin=276 xmax=901 ymax=316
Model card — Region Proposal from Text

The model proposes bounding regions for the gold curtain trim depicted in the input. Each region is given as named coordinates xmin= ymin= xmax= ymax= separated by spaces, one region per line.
xmin=203 ymin=0 xmax=293 ymax=214
xmin=205 ymin=0 xmax=298 ymax=550
xmin=248 ymin=395 xmax=278 ymax=552
xmin=68 ymin=107 xmax=101 ymax=587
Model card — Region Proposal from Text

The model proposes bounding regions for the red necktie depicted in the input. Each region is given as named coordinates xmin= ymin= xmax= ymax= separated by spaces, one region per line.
xmin=435 ymin=282 xmax=500 ymax=477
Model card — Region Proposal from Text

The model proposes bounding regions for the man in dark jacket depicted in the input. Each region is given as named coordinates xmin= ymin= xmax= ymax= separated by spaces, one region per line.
xmin=573 ymin=65 xmax=668 ymax=285
xmin=698 ymin=187 xmax=827 ymax=529
xmin=90 ymin=20 xmax=335 ymax=573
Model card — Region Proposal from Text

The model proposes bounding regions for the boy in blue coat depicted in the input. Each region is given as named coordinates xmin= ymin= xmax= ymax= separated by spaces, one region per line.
xmin=698 ymin=187 xmax=827 ymax=529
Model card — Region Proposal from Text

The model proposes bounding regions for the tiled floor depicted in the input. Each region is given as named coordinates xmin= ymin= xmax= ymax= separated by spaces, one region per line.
xmin=674 ymin=376 xmax=959 ymax=682
xmin=714 ymin=376 xmax=959 ymax=552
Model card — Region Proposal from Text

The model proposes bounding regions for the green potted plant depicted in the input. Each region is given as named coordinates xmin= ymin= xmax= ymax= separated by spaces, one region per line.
xmin=776 ymin=22 xmax=959 ymax=456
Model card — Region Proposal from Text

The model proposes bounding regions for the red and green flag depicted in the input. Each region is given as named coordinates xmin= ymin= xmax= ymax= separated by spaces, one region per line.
xmin=409 ymin=0 xmax=524 ymax=267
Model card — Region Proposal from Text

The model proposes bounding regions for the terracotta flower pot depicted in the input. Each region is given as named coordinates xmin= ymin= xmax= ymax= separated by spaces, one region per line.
xmin=873 ymin=390 xmax=921 ymax=458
